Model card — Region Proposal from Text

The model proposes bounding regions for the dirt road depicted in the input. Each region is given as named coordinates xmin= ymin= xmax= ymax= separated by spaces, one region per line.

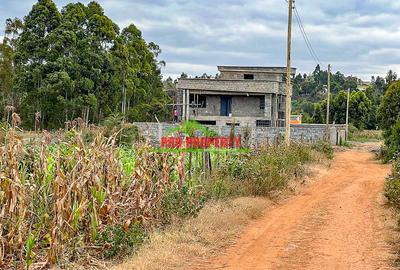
xmin=197 ymin=146 xmax=395 ymax=270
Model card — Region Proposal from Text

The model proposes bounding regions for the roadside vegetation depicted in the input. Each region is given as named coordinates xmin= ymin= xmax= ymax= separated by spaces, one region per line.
xmin=379 ymin=80 xmax=400 ymax=266
xmin=0 ymin=122 xmax=333 ymax=269
xmin=378 ymin=81 xmax=400 ymax=162
xmin=348 ymin=126 xmax=383 ymax=143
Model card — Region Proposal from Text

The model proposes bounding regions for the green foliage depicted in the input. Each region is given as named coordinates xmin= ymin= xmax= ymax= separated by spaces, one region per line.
xmin=102 ymin=114 xmax=141 ymax=146
xmin=206 ymin=143 xmax=316 ymax=198
xmin=161 ymin=185 xmax=207 ymax=222
xmin=312 ymin=140 xmax=334 ymax=159
xmin=349 ymin=91 xmax=372 ymax=129
xmin=97 ymin=223 xmax=147 ymax=259
xmin=3 ymin=0 xmax=169 ymax=129
xmin=292 ymin=65 xmax=390 ymax=130
xmin=348 ymin=128 xmax=382 ymax=143
xmin=378 ymin=81 xmax=400 ymax=161
xmin=378 ymin=81 xmax=400 ymax=130
xmin=381 ymin=119 xmax=400 ymax=162
xmin=312 ymin=90 xmax=371 ymax=129
xmin=385 ymin=158 xmax=400 ymax=207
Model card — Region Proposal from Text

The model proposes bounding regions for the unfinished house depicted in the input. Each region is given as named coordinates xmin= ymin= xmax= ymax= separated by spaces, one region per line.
xmin=176 ymin=66 xmax=296 ymax=127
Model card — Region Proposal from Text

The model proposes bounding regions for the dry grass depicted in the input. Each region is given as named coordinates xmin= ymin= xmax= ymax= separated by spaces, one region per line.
xmin=111 ymin=197 xmax=272 ymax=270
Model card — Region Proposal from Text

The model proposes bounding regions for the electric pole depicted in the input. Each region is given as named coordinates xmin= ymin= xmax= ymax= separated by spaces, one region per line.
xmin=285 ymin=0 xmax=294 ymax=146
xmin=326 ymin=64 xmax=331 ymax=141
xmin=346 ymin=88 xmax=350 ymax=140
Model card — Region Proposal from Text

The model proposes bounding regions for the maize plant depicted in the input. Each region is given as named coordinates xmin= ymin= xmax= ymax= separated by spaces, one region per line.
xmin=0 ymin=130 xmax=189 ymax=269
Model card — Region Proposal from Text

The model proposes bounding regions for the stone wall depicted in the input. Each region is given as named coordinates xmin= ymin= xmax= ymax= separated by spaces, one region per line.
xmin=133 ymin=122 xmax=347 ymax=146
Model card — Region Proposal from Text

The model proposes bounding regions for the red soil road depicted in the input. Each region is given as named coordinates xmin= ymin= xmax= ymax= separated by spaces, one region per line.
xmin=196 ymin=146 xmax=395 ymax=270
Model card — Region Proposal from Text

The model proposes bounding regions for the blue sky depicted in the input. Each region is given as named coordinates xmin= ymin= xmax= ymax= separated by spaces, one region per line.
xmin=1 ymin=0 xmax=400 ymax=80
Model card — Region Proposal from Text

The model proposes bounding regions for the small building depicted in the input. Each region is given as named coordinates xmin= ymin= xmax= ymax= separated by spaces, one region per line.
xmin=176 ymin=66 xmax=296 ymax=127
xmin=290 ymin=115 xmax=303 ymax=125
xmin=357 ymin=80 xmax=371 ymax=91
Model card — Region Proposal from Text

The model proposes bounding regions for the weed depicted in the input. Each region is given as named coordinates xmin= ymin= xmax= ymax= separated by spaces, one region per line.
xmin=97 ymin=223 xmax=147 ymax=259
xmin=312 ymin=140 xmax=334 ymax=159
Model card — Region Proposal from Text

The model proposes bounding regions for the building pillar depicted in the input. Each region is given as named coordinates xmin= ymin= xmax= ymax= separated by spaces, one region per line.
xmin=186 ymin=89 xmax=190 ymax=120
xmin=264 ymin=94 xmax=272 ymax=120
xmin=271 ymin=94 xmax=278 ymax=127
xmin=182 ymin=89 xmax=186 ymax=121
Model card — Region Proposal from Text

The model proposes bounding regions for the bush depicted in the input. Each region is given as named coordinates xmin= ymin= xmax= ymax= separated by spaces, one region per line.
xmin=161 ymin=185 xmax=207 ymax=222
xmin=385 ymin=158 xmax=400 ymax=207
xmin=102 ymin=114 xmax=141 ymax=146
xmin=378 ymin=81 xmax=400 ymax=161
xmin=97 ymin=223 xmax=147 ymax=259
xmin=382 ymin=118 xmax=400 ymax=162
xmin=206 ymin=143 xmax=316 ymax=198
xmin=312 ymin=140 xmax=334 ymax=159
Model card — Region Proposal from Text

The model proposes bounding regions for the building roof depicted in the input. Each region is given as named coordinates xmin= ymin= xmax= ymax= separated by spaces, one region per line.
xmin=218 ymin=66 xmax=296 ymax=75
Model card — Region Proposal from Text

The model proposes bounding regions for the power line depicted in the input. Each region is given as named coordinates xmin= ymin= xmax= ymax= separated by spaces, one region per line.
xmin=293 ymin=6 xmax=321 ymax=65
xmin=284 ymin=0 xmax=322 ymax=66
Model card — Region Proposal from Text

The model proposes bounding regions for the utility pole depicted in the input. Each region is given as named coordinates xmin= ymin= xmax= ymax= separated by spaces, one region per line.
xmin=285 ymin=0 xmax=294 ymax=146
xmin=326 ymin=64 xmax=331 ymax=141
xmin=345 ymin=88 xmax=350 ymax=140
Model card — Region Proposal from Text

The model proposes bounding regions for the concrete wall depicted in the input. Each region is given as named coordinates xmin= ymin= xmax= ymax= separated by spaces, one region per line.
xmin=177 ymin=79 xmax=280 ymax=94
xmin=232 ymin=96 xmax=264 ymax=117
xmin=191 ymin=95 xmax=266 ymax=119
xmin=194 ymin=95 xmax=220 ymax=116
xmin=132 ymin=122 xmax=347 ymax=146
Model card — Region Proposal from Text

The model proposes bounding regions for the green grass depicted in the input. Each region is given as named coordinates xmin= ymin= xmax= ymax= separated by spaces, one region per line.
xmin=349 ymin=129 xmax=383 ymax=142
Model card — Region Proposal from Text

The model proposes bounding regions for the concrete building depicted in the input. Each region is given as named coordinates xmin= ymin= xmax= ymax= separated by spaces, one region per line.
xmin=357 ymin=80 xmax=371 ymax=92
xmin=176 ymin=66 xmax=296 ymax=127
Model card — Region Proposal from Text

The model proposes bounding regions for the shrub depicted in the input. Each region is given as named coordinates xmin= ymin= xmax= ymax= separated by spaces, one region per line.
xmin=385 ymin=158 xmax=400 ymax=207
xmin=97 ymin=223 xmax=147 ymax=259
xmin=102 ymin=114 xmax=141 ymax=145
xmin=382 ymin=118 xmax=400 ymax=162
xmin=161 ymin=185 xmax=207 ymax=222
xmin=312 ymin=140 xmax=334 ymax=159
xmin=378 ymin=81 xmax=400 ymax=161
xmin=206 ymin=143 xmax=315 ymax=198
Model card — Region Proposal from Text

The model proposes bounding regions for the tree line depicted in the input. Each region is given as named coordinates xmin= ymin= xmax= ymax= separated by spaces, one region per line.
xmin=292 ymin=64 xmax=397 ymax=130
xmin=0 ymin=0 xmax=171 ymax=129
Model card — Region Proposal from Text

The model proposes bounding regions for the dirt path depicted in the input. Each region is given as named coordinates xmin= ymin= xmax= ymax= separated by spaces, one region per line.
xmin=195 ymin=146 xmax=395 ymax=270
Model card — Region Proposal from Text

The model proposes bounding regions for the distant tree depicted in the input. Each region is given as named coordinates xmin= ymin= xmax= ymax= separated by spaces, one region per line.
xmin=349 ymin=91 xmax=371 ymax=129
xmin=385 ymin=70 xmax=398 ymax=86
xmin=332 ymin=90 xmax=348 ymax=124
xmin=374 ymin=76 xmax=386 ymax=94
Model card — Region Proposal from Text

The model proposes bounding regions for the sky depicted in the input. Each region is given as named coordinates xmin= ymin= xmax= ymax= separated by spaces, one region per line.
xmin=1 ymin=0 xmax=400 ymax=80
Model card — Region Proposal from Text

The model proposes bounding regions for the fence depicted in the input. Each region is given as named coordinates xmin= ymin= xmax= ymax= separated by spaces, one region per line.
xmin=132 ymin=122 xmax=347 ymax=147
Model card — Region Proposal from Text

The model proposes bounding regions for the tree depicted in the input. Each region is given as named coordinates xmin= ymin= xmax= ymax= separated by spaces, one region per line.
xmin=0 ymin=18 xmax=23 ymax=112
xmin=349 ymin=91 xmax=371 ymax=129
xmin=10 ymin=0 xmax=169 ymax=128
xmin=378 ymin=81 xmax=400 ymax=160
xmin=386 ymin=70 xmax=398 ymax=86
xmin=378 ymin=81 xmax=400 ymax=130
xmin=332 ymin=90 xmax=348 ymax=124
xmin=312 ymin=90 xmax=371 ymax=129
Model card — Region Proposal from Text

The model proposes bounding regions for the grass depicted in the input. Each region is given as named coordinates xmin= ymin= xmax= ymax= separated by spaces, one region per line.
xmin=349 ymin=129 xmax=383 ymax=142
xmin=205 ymin=142 xmax=330 ymax=199
xmin=111 ymin=197 xmax=271 ymax=270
